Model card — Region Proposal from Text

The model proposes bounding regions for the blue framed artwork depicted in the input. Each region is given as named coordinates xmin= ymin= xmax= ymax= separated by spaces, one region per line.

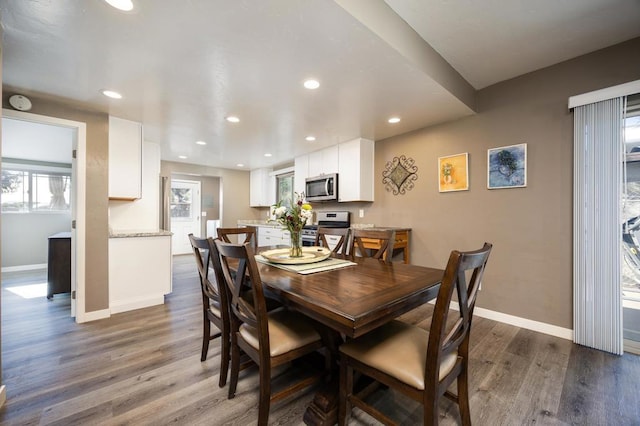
xmin=487 ymin=143 xmax=527 ymax=189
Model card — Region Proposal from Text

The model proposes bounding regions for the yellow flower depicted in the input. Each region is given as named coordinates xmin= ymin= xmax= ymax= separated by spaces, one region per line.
xmin=301 ymin=203 xmax=312 ymax=210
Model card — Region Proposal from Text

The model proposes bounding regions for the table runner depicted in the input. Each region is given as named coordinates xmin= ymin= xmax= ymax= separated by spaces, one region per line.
xmin=255 ymin=255 xmax=356 ymax=275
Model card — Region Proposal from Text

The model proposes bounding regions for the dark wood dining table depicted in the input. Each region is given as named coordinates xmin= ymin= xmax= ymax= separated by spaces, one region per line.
xmin=254 ymin=254 xmax=444 ymax=425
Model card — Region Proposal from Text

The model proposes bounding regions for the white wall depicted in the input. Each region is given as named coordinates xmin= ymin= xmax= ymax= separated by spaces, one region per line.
xmin=1 ymin=212 xmax=71 ymax=268
xmin=109 ymin=142 xmax=160 ymax=231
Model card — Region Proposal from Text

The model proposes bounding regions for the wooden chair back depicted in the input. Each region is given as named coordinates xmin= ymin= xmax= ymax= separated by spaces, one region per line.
xmin=215 ymin=239 xmax=328 ymax=425
xmin=338 ymin=242 xmax=492 ymax=425
xmin=315 ymin=227 xmax=351 ymax=258
xmin=217 ymin=226 xmax=258 ymax=251
xmin=349 ymin=228 xmax=396 ymax=264
xmin=188 ymin=234 xmax=231 ymax=387
xmin=425 ymin=242 xmax=492 ymax=424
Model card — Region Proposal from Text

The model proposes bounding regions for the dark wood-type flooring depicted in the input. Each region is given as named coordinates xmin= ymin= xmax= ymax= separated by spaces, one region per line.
xmin=1 ymin=255 xmax=639 ymax=425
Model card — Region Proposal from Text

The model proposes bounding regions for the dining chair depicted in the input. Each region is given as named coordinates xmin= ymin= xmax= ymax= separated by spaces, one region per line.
xmin=217 ymin=226 xmax=258 ymax=251
xmin=215 ymin=239 xmax=330 ymax=426
xmin=188 ymin=234 xmax=231 ymax=388
xmin=315 ymin=227 xmax=351 ymax=259
xmin=338 ymin=242 xmax=493 ymax=426
xmin=349 ymin=228 xmax=396 ymax=264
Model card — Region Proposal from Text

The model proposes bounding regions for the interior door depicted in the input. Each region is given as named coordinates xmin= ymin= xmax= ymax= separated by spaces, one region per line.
xmin=170 ymin=179 xmax=201 ymax=255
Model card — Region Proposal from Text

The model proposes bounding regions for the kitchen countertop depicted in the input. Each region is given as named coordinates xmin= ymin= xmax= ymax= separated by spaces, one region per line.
xmin=109 ymin=229 xmax=173 ymax=238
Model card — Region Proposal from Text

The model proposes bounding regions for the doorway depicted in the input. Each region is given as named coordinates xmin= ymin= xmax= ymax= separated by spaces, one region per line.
xmin=170 ymin=179 xmax=201 ymax=255
xmin=1 ymin=109 xmax=87 ymax=320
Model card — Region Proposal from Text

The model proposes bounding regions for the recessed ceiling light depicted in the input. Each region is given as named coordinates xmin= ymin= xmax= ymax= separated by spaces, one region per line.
xmin=264 ymin=153 xmax=272 ymax=157
xmin=305 ymin=136 xmax=316 ymax=142
xmin=237 ymin=163 xmax=244 ymax=167
xmin=101 ymin=89 xmax=122 ymax=99
xmin=303 ymin=79 xmax=320 ymax=90
xmin=195 ymin=140 xmax=207 ymax=145
xmin=226 ymin=116 xmax=240 ymax=123
xmin=178 ymin=155 xmax=187 ymax=159
xmin=104 ymin=0 xmax=134 ymax=11
xmin=388 ymin=117 xmax=401 ymax=124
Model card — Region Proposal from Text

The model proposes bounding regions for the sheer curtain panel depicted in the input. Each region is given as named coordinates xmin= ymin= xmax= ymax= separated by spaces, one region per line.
xmin=573 ymin=97 xmax=625 ymax=355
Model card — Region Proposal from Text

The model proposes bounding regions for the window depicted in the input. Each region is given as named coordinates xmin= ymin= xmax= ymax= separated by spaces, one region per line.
xmin=276 ymin=172 xmax=294 ymax=205
xmin=1 ymin=168 xmax=71 ymax=212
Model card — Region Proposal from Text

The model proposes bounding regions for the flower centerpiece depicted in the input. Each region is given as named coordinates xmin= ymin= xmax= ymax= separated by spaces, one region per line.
xmin=271 ymin=193 xmax=313 ymax=258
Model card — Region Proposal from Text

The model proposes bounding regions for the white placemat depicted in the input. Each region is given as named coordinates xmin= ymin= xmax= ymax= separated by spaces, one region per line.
xmin=255 ymin=255 xmax=356 ymax=275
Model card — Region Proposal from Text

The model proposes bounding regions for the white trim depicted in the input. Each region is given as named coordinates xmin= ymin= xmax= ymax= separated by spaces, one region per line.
xmin=1 ymin=263 xmax=47 ymax=273
xmin=473 ymin=307 xmax=573 ymax=340
xmin=624 ymin=339 xmax=640 ymax=355
xmin=110 ymin=295 xmax=165 ymax=314
xmin=269 ymin=166 xmax=295 ymax=177
xmin=3 ymin=109 xmax=87 ymax=323
xmin=430 ymin=300 xmax=574 ymax=341
xmin=568 ymin=79 xmax=640 ymax=109
xmin=78 ymin=308 xmax=110 ymax=323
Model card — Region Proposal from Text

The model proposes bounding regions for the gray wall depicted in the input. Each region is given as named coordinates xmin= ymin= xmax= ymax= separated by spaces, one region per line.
xmin=350 ymin=37 xmax=640 ymax=329
xmin=1 ymin=213 xmax=71 ymax=267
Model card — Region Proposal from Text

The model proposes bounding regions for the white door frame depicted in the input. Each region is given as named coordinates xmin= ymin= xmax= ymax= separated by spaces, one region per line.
xmin=170 ymin=178 xmax=201 ymax=255
xmin=2 ymin=108 xmax=87 ymax=322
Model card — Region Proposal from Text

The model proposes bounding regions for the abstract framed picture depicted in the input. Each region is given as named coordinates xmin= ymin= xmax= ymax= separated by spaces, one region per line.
xmin=487 ymin=143 xmax=527 ymax=189
xmin=438 ymin=152 xmax=469 ymax=192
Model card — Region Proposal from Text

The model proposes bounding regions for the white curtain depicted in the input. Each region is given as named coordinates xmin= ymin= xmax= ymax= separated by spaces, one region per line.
xmin=49 ymin=175 xmax=67 ymax=210
xmin=573 ymin=97 xmax=625 ymax=355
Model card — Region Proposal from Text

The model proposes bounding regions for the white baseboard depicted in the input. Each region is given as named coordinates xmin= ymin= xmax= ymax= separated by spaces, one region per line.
xmin=76 ymin=308 xmax=111 ymax=323
xmin=0 ymin=385 xmax=6 ymax=409
xmin=473 ymin=307 xmax=574 ymax=340
xmin=624 ymin=338 xmax=640 ymax=355
xmin=110 ymin=295 xmax=165 ymax=315
xmin=429 ymin=300 xmax=574 ymax=341
xmin=1 ymin=263 xmax=47 ymax=273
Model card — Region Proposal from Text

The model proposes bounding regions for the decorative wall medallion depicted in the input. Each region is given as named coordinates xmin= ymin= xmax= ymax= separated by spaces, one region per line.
xmin=382 ymin=155 xmax=418 ymax=195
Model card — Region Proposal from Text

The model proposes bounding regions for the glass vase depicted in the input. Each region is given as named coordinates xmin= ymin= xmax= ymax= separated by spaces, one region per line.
xmin=289 ymin=230 xmax=303 ymax=258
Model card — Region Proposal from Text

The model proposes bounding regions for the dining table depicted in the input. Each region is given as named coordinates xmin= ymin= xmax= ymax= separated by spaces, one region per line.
xmin=253 ymin=252 xmax=444 ymax=425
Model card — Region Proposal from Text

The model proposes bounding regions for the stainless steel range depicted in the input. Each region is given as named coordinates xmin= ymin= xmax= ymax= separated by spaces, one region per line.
xmin=301 ymin=211 xmax=351 ymax=246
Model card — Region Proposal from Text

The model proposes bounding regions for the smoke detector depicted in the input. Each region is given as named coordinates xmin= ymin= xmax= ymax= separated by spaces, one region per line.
xmin=9 ymin=94 xmax=32 ymax=111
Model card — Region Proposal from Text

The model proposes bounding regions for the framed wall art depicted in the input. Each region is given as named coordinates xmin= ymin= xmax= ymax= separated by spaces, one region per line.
xmin=438 ymin=152 xmax=469 ymax=192
xmin=382 ymin=155 xmax=418 ymax=195
xmin=487 ymin=143 xmax=527 ymax=189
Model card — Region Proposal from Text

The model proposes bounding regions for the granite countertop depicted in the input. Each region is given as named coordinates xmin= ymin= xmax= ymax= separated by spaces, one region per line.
xmin=109 ymin=229 xmax=173 ymax=238
xmin=237 ymin=220 xmax=282 ymax=228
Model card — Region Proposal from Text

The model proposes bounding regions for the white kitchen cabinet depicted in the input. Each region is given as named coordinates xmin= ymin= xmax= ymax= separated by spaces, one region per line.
xmin=338 ymin=138 xmax=375 ymax=202
xmin=109 ymin=234 xmax=172 ymax=314
xmin=257 ymin=226 xmax=290 ymax=247
xmin=308 ymin=145 xmax=339 ymax=178
xmin=250 ymin=168 xmax=276 ymax=207
xmin=109 ymin=116 xmax=143 ymax=200
xmin=324 ymin=234 xmax=343 ymax=251
xmin=294 ymin=156 xmax=308 ymax=196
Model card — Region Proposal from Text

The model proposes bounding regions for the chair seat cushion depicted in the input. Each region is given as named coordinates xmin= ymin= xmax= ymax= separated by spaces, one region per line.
xmin=208 ymin=304 xmax=221 ymax=317
xmin=240 ymin=310 xmax=321 ymax=356
xmin=339 ymin=320 xmax=458 ymax=390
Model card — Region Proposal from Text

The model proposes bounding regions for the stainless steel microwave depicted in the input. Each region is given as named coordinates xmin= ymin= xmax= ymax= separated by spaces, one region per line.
xmin=305 ymin=173 xmax=338 ymax=202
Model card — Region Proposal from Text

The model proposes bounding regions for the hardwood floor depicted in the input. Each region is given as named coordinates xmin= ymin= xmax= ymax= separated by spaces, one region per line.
xmin=1 ymin=255 xmax=639 ymax=425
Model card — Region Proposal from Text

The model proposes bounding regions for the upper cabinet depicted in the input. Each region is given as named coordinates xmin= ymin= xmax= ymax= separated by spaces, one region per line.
xmin=250 ymin=168 xmax=276 ymax=207
xmin=295 ymin=138 xmax=374 ymax=203
xmin=338 ymin=138 xmax=374 ymax=202
xmin=109 ymin=116 xmax=143 ymax=200
xmin=308 ymin=145 xmax=338 ymax=177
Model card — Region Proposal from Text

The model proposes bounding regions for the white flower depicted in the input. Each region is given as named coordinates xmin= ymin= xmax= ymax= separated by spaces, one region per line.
xmin=274 ymin=206 xmax=287 ymax=217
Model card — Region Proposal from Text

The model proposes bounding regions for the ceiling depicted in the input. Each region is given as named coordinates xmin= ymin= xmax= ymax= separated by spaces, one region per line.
xmin=1 ymin=0 xmax=639 ymax=170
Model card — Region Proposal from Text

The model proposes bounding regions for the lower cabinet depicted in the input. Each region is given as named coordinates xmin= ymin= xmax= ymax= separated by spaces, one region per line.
xmin=47 ymin=232 xmax=71 ymax=299
xmin=109 ymin=235 xmax=172 ymax=314
xmin=257 ymin=226 xmax=290 ymax=247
